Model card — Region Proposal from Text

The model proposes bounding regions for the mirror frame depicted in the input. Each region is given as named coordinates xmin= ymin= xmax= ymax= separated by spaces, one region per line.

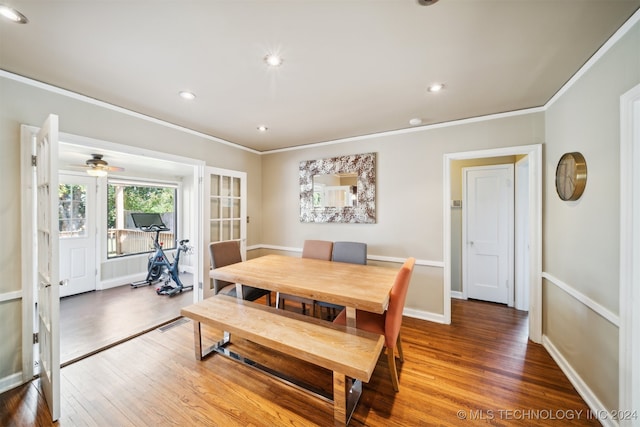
xmin=300 ymin=152 xmax=376 ymax=223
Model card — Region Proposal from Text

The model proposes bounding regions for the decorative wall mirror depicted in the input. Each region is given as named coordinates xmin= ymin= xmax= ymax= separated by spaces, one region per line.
xmin=300 ymin=152 xmax=376 ymax=223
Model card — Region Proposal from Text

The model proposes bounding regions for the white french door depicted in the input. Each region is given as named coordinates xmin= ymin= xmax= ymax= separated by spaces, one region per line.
xmin=463 ymin=164 xmax=514 ymax=305
xmin=35 ymin=115 xmax=61 ymax=421
xmin=202 ymin=167 xmax=247 ymax=299
xmin=59 ymin=174 xmax=96 ymax=297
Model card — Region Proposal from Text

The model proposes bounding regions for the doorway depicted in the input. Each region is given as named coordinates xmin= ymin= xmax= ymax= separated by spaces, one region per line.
xmin=462 ymin=164 xmax=514 ymax=305
xmin=21 ymin=125 xmax=205 ymax=380
xmin=443 ymin=144 xmax=542 ymax=343
xmin=59 ymin=173 xmax=96 ymax=298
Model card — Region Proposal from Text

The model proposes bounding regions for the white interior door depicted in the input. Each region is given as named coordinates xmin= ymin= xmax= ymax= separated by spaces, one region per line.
xmin=59 ymin=174 xmax=96 ymax=297
xmin=203 ymin=167 xmax=247 ymax=299
xmin=36 ymin=114 xmax=61 ymax=421
xmin=463 ymin=164 xmax=514 ymax=305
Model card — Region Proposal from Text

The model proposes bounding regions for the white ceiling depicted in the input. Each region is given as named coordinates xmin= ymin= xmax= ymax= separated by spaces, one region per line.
xmin=59 ymin=142 xmax=196 ymax=179
xmin=2 ymin=0 xmax=639 ymax=155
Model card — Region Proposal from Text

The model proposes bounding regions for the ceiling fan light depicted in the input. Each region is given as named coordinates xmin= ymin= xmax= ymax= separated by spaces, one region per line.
xmin=86 ymin=168 xmax=108 ymax=177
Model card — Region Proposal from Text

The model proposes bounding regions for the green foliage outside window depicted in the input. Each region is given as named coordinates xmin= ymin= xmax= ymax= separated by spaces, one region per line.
xmin=107 ymin=182 xmax=177 ymax=257
xmin=107 ymin=185 xmax=175 ymax=228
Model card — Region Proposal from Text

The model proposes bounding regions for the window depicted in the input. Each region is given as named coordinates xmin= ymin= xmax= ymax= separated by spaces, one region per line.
xmin=59 ymin=184 xmax=87 ymax=238
xmin=107 ymin=180 xmax=177 ymax=258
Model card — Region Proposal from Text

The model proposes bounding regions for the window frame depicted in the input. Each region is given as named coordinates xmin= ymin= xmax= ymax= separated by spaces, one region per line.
xmin=106 ymin=178 xmax=179 ymax=259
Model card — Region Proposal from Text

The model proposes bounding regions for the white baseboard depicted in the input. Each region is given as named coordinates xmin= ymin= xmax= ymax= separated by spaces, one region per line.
xmin=451 ymin=291 xmax=464 ymax=299
xmin=403 ymin=307 xmax=447 ymax=324
xmin=543 ymin=335 xmax=617 ymax=427
xmin=0 ymin=372 xmax=25 ymax=395
xmin=99 ymin=273 xmax=147 ymax=290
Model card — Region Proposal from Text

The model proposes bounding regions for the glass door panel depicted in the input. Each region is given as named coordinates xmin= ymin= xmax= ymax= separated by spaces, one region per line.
xmin=205 ymin=167 xmax=247 ymax=299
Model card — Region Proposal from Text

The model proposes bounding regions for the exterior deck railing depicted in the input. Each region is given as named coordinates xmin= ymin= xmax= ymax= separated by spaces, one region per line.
xmin=107 ymin=229 xmax=175 ymax=257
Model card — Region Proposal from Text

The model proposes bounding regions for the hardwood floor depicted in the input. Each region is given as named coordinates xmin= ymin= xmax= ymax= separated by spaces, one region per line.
xmin=60 ymin=275 xmax=193 ymax=365
xmin=1 ymin=299 xmax=600 ymax=426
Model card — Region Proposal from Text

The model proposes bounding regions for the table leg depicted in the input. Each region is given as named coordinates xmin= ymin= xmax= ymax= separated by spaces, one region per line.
xmin=235 ymin=283 xmax=243 ymax=300
xmin=333 ymin=372 xmax=347 ymax=427
xmin=193 ymin=320 xmax=203 ymax=361
xmin=346 ymin=307 xmax=356 ymax=328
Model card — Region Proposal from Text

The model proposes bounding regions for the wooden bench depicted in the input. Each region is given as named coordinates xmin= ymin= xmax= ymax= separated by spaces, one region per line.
xmin=180 ymin=294 xmax=384 ymax=426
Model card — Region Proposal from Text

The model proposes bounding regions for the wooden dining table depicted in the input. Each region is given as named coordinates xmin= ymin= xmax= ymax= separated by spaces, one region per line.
xmin=209 ymin=254 xmax=399 ymax=325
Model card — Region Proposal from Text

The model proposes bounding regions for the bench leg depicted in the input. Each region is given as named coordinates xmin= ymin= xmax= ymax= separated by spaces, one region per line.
xmin=345 ymin=307 xmax=356 ymax=328
xmin=333 ymin=372 xmax=347 ymax=426
xmin=193 ymin=320 xmax=203 ymax=361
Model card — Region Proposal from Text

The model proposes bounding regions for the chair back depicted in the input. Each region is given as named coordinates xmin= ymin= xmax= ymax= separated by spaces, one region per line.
xmin=332 ymin=241 xmax=367 ymax=265
xmin=301 ymin=240 xmax=333 ymax=260
xmin=384 ymin=257 xmax=416 ymax=348
xmin=209 ymin=240 xmax=242 ymax=294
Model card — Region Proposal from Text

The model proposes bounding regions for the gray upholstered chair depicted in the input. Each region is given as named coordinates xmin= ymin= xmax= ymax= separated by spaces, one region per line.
xmin=277 ymin=239 xmax=333 ymax=314
xmin=209 ymin=241 xmax=271 ymax=304
xmin=313 ymin=241 xmax=367 ymax=319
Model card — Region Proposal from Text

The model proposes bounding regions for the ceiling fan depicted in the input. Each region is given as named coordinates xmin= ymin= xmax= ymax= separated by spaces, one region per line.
xmin=72 ymin=154 xmax=125 ymax=177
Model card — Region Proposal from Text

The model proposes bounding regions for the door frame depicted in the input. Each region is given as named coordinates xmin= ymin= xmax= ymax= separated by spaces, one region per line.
xmin=462 ymin=164 xmax=515 ymax=306
xmin=21 ymin=127 xmax=205 ymax=381
xmin=443 ymin=144 xmax=542 ymax=342
xmin=514 ymin=156 xmax=530 ymax=312
xmin=619 ymin=83 xmax=639 ymax=422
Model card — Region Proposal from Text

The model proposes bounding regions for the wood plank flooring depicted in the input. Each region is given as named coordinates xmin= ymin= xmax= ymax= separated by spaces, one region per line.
xmin=1 ymin=299 xmax=600 ymax=426
xmin=60 ymin=276 xmax=193 ymax=365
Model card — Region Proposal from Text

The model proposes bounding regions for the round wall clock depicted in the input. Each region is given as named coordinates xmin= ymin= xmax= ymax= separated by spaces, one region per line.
xmin=555 ymin=152 xmax=587 ymax=201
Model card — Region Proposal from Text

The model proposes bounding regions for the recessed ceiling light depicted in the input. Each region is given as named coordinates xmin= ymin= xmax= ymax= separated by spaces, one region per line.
xmin=409 ymin=118 xmax=423 ymax=126
xmin=0 ymin=4 xmax=28 ymax=23
xmin=257 ymin=125 xmax=268 ymax=132
xmin=179 ymin=91 xmax=196 ymax=100
xmin=427 ymin=83 xmax=445 ymax=93
xmin=264 ymin=53 xmax=283 ymax=68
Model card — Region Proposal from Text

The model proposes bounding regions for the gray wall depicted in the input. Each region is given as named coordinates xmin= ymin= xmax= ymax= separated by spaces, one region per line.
xmin=543 ymin=20 xmax=640 ymax=412
xmin=260 ymin=114 xmax=545 ymax=316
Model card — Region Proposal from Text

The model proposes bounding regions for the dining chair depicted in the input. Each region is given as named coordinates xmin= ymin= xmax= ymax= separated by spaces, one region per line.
xmin=209 ymin=241 xmax=271 ymax=305
xmin=333 ymin=257 xmax=416 ymax=392
xmin=313 ymin=241 xmax=367 ymax=319
xmin=277 ymin=239 xmax=333 ymax=314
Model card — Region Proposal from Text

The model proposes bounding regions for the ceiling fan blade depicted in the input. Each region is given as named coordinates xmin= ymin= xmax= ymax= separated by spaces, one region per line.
xmin=66 ymin=164 xmax=125 ymax=172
